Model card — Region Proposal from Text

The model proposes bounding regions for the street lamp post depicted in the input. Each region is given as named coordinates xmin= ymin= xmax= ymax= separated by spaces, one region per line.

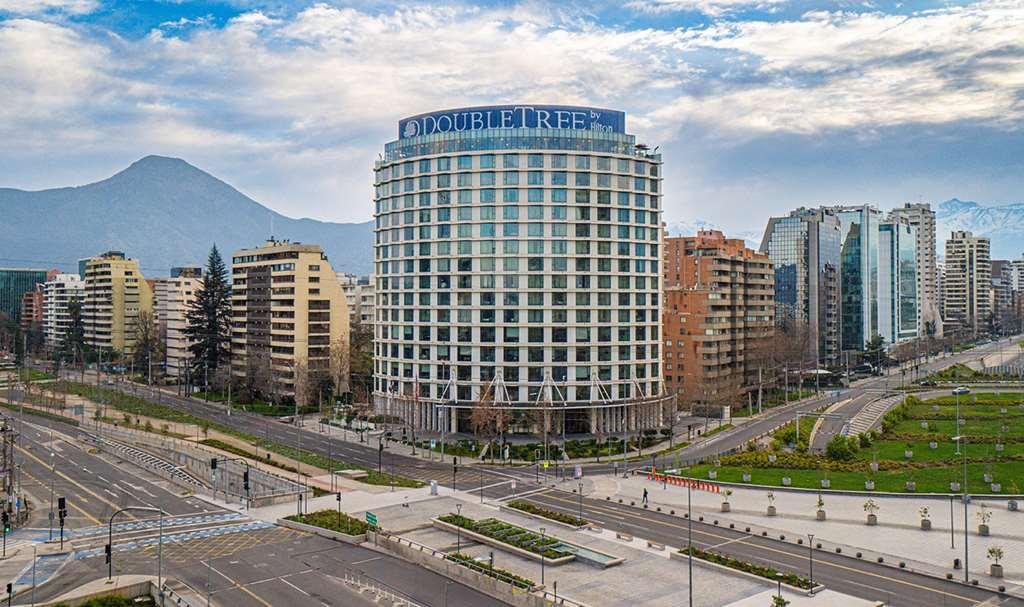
xmin=107 ymin=507 xmax=166 ymax=594
xmin=952 ymin=435 xmax=969 ymax=583
xmin=807 ymin=533 xmax=815 ymax=592
xmin=455 ymin=504 xmax=462 ymax=554
xmin=776 ymin=572 xmax=784 ymax=601
xmin=687 ymin=481 xmax=693 ymax=607
xmin=577 ymin=482 xmax=584 ymax=524
xmin=540 ymin=527 xmax=546 ymax=585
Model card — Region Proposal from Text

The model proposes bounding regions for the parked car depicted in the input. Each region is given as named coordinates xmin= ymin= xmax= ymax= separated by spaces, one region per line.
xmin=918 ymin=379 xmax=937 ymax=387
xmin=952 ymin=386 xmax=971 ymax=395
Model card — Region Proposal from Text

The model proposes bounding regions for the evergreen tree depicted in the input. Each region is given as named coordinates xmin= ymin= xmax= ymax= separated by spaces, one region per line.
xmin=185 ymin=245 xmax=232 ymax=388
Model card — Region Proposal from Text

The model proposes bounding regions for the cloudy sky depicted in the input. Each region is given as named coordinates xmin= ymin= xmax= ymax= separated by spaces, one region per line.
xmin=1 ymin=0 xmax=1022 ymax=234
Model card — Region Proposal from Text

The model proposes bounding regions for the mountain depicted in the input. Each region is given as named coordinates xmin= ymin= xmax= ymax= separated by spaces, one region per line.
xmin=934 ymin=198 xmax=1024 ymax=260
xmin=0 ymin=156 xmax=375 ymax=276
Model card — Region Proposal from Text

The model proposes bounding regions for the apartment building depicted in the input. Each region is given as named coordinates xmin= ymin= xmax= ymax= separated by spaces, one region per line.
xmin=663 ymin=231 xmax=774 ymax=415
xmin=154 ymin=267 xmax=202 ymax=382
xmin=943 ymin=231 xmax=991 ymax=335
xmin=338 ymin=273 xmax=375 ymax=326
xmin=42 ymin=273 xmax=85 ymax=349
xmin=230 ymin=240 xmax=350 ymax=402
xmin=81 ymin=252 xmax=154 ymax=355
xmin=19 ymin=288 xmax=43 ymax=332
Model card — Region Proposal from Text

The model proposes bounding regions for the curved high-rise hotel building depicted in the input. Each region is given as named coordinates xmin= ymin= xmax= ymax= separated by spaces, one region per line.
xmin=372 ymin=105 xmax=669 ymax=437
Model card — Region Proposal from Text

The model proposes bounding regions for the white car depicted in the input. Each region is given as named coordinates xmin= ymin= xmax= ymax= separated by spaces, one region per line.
xmin=952 ymin=386 xmax=970 ymax=395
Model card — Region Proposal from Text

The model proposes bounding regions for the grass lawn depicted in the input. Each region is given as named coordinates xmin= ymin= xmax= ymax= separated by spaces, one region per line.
xmin=692 ymin=391 xmax=1024 ymax=493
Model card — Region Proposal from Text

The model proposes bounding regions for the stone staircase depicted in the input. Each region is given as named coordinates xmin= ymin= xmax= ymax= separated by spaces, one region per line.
xmin=843 ymin=395 xmax=904 ymax=437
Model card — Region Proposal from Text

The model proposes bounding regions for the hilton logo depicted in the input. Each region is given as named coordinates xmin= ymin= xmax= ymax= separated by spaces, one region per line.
xmin=402 ymin=120 xmax=419 ymax=138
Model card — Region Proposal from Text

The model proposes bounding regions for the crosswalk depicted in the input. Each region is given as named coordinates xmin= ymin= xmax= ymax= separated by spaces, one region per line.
xmin=71 ymin=511 xmax=246 ymax=539
xmin=74 ymin=519 xmax=275 ymax=560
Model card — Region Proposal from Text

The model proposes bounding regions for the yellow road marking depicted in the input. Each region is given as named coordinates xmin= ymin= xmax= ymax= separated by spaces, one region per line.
xmin=15 ymin=443 xmax=126 ymax=517
xmin=534 ymin=490 xmax=981 ymax=604
xmin=20 ymin=468 xmax=102 ymax=525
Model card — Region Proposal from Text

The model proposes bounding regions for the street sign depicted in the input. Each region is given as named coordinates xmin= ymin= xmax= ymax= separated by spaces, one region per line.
xmin=365 ymin=512 xmax=378 ymax=527
xmin=542 ymin=461 xmax=549 ymax=469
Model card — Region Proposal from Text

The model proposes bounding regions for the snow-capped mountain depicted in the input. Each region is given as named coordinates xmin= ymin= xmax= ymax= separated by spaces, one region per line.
xmin=934 ymin=198 xmax=1024 ymax=260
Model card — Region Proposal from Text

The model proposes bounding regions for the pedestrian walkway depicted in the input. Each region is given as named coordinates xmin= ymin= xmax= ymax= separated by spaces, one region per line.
xmin=14 ymin=553 xmax=69 ymax=586
xmin=844 ymin=394 xmax=904 ymax=436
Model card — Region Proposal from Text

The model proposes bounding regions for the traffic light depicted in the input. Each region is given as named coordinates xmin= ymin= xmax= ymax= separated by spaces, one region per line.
xmin=243 ymin=469 xmax=250 ymax=492
xmin=378 ymin=441 xmax=384 ymax=453
xmin=57 ymin=497 xmax=66 ymax=512
xmin=6 ymin=582 xmax=11 ymax=595
xmin=2 ymin=511 xmax=10 ymax=534
xmin=104 ymin=543 xmax=111 ymax=564
xmin=210 ymin=458 xmax=218 ymax=470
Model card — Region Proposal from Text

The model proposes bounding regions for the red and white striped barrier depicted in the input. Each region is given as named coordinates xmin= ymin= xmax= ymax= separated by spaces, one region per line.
xmin=646 ymin=470 xmax=721 ymax=494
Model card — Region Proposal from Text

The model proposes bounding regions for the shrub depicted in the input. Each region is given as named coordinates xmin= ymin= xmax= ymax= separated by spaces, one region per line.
xmin=825 ymin=435 xmax=859 ymax=461
xmin=680 ymin=546 xmax=812 ymax=589
xmin=507 ymin=501 xmax=586 ymax=526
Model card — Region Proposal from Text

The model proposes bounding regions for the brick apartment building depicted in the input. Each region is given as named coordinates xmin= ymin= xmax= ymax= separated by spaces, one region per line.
xmin=663 ymin=230 xmax=774 ymax=415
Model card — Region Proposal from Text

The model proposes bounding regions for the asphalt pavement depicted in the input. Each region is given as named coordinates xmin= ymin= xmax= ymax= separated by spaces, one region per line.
xmin=519 ymin=487 xmax=1023 ymax=607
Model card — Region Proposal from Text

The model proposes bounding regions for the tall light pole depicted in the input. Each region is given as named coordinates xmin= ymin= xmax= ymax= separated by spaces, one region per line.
xmin=577 ymin=482 xmax=584 ymax=523
xmin=952 ymin=435 xmax=969 ymax=583
xmin=539 ymin=526 xmax=546 ymax=585
xmin=687 ymin=481 xmax=693 ymax=607
xmin=455 ymin=503 xmax=462 ymax=554
xmin=108 ymin=507 xmax=166 ymax=593
xmin=807 ymin=533 xmax=815 ymax=592
xmin=954 ymin=391 xmax=962 ymax=455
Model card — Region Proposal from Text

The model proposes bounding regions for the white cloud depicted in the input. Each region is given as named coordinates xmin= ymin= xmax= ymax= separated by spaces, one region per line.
xmin=0 ymin=0 xmax=98 ymax=15
xmin=0 ymin=0 xmax=1022 ymax=224
xmin=626 ymin=0 xmax=788 ymax=17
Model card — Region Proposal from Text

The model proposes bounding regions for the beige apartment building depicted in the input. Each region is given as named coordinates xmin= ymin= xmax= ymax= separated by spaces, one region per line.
xmin=82 ymin=251 xmax=154 ymax=355
xmin=230 ymin=240 xmax=350 ymax=403
xmin=943 ymin=231 xmax=991 ymax=336
xmin=153 ymin=268 xmax=202 ymax=382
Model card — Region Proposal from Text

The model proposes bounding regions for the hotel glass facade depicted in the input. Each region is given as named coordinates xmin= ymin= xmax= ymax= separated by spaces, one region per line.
xmin=878 ymin=222 xmax=919 ymax=344
xmin=372 ymin=105 xmax=669 ymax=436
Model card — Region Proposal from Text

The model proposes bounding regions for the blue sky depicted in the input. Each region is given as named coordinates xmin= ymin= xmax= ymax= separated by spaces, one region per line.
xmin=1 ymin=0 xmax=1022 ymax=235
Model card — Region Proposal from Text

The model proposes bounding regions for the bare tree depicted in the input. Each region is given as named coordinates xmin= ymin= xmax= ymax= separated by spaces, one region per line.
xmin=133 ymin=310 xmax=164 ymax=382
xmin=470 ymin=382 xmax=510 ymax=460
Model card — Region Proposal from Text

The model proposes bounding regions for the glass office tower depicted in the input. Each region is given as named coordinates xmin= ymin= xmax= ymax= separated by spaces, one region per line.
xmin=834 ymin=205 xmax=881 ymax=351
xmin=760 ymin=208 xmax=842 ymax=364
xmin=878 ymin=222 xmax=919 ymax=344
xmin=372 ymin=105 xmax=670 ymax=437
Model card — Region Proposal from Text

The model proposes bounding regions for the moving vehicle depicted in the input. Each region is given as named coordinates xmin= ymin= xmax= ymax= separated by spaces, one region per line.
xmin=952 ymin=386 xmax=971 ymax=395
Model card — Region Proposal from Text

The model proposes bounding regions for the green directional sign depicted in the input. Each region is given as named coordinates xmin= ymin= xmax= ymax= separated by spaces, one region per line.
xmin=365 ymin=512 xmax=378 ymax=527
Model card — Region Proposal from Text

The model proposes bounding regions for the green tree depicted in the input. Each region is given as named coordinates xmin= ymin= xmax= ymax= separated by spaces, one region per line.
xmin=863 ymin=334 xmax=889 ymax=369
xmin=132 ymin=310 xmax=163 ymax=381
xmin=185 ymin=245 xmax=232 ymax=389
xmin=825 ymin=434 xmax=859 ymax=461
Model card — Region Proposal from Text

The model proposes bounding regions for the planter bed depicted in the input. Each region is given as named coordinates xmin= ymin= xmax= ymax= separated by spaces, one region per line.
xmin=434 ymin=515 xmax=575 ymax=565
xmin=445 ymin=552 xmax=536 ymax=589
xmin=672 ymin=546 xmax=813 ymax=590
xmin=504 ymin=500 xmax=587 ymax=529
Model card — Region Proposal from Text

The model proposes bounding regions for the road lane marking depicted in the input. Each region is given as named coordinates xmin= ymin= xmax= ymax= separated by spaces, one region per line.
xmin=278 ymin=576 xmax=311 ymax=596
xmin=19 ymin=468 xmax=101 ymax=525
xmin=207 ymin=562 xmax=274 ymax=607
xmin=16 ymin=444 xmax=124 ymax=514
xmin=529 ymin=490 xmax=982 ymax=604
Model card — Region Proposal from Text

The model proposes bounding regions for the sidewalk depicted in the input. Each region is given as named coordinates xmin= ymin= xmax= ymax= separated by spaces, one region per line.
xmin=616 ymin=474 xmax=1024 ymax=590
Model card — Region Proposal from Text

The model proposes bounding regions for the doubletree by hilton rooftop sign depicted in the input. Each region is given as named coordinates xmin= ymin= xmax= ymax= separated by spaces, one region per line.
xmin=398 ymin=105 xmax=626 ymax=140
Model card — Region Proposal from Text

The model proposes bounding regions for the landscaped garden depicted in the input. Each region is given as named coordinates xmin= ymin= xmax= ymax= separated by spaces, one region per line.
xmin=680 ymin=392 xmax=1024 ymax=493
xmin=506 ymin=500 xmax=587 ymax=527
xmin=437 ymin=514 xmax=572 ymax=559
xmin=679 ymin=546 xmax=812 ymax=589
xmin=284 ymin=509 xmax=373 ymax=535
xmin=445 ymin=553 xmax=535 ymax=589
xmin=923 ymin=363 xmax=1023 ymax=384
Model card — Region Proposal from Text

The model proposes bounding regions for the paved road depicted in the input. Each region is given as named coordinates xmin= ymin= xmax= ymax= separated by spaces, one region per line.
xmin=1 ymin=409 xmax=508 ymax=607
xmin=519 ymin=487 xmax=1022 ymax=607
xmin=809 ymin=391 xmax=876 ymax=452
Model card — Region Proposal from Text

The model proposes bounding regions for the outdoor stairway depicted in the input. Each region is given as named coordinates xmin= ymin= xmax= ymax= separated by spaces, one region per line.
xmin=80 ymin=433 xmax=206 ymax=489
xmin=843 ymin=395 xmax=904 ymax=437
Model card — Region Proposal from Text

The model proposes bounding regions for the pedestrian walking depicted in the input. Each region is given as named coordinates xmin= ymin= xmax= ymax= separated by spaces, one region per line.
xmin=642 ymin=488 xmax=648 ymax=505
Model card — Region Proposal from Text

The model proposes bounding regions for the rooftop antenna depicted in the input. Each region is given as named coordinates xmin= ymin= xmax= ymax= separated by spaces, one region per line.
xmin=270 ymin=212 xmax=274 ymax=241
